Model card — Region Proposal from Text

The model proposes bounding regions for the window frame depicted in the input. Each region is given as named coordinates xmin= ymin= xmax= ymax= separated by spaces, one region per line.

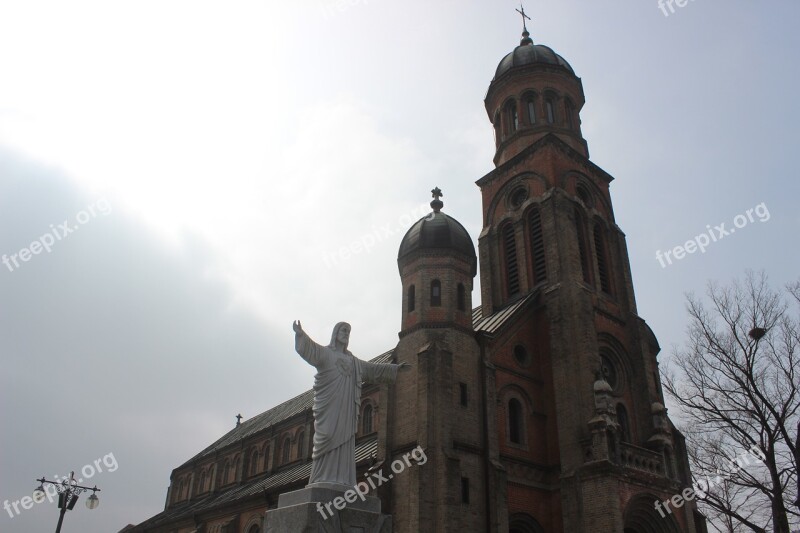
xmin=430 ymin=279 xmax=442 ymax=307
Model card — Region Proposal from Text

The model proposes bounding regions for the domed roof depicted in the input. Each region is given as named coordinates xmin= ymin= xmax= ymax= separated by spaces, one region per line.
xmin=398 ymin=189 xmax=476 ymax=275
xmin=493 ymin=41 xmax=574 ymax=80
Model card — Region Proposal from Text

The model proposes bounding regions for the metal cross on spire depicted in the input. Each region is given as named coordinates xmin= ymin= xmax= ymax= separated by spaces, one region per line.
xmin=516 ymin=3 xmax=531 ymax=32
xmin=430 ymin=187 xmax=444 ymax=213
xmin=516 ymin=3 xmax=533 ymax=45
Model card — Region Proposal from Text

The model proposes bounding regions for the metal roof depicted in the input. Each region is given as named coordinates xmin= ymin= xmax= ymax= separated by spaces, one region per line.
xmin=493 ymin=42 xmax=575 ymax=80
xmin=397 ymin=211 xmax=477 ymax=275
xmin=473 ymin=293 xmax=535 ymax=335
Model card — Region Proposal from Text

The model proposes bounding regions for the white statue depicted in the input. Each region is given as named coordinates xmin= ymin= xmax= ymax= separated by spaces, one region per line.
xmin=293 ymin=320 xmax=408 ymax=488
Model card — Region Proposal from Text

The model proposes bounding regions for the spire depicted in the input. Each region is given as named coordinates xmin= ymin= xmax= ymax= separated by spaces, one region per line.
xmin=430 ymin=187 xmax=444 ymax=213
xmin=516 ymin=3 xmax=533 ymax=45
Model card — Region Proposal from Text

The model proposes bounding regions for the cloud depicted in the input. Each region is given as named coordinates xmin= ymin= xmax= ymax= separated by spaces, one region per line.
xmin=0 ymin=147 xmax=304 ymax=531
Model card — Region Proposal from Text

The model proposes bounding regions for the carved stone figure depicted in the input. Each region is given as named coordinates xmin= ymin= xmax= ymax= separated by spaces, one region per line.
xmin=293 ymin=320 xmax=407 ymax=488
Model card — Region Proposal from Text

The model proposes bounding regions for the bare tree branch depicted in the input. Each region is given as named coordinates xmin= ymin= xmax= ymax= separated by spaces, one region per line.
xmin=664 ymin=271 xmax=799 ymax=533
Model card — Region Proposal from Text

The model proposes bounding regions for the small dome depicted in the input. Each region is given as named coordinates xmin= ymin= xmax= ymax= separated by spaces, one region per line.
xmin=398 ymin=211 xmax=476 ymax=275
xmin=493 ymin=42 xmax=574 ymax=80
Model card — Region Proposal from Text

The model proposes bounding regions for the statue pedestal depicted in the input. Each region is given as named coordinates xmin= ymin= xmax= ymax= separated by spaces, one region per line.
xmin=265 ymin=485 xmax=392 ymax=533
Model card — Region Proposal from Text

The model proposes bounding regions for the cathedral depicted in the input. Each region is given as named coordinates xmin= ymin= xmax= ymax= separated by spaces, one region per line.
xmin=127 ymin=15 xmax=705 ymax=533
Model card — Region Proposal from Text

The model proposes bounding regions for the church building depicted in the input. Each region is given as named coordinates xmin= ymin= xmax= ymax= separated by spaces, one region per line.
xmin=127 ymin=14 xmax=705 ymax=533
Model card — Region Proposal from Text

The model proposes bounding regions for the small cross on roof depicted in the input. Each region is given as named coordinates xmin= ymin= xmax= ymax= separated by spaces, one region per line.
xmin=516 ymin=3 xmax=531 ymax=32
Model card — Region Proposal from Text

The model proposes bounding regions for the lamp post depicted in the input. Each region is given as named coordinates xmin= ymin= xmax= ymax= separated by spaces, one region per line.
xmin=33 ymin=471 xmax=100 ymax=533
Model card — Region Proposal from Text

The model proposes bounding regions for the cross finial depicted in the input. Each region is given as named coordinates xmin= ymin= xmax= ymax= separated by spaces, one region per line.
xmin=235 ymin=413 xmax=243 ymax=427
xmin=516 ymin=3 xmax=533 ymax=45
xmin=430 ymin=187 xmax=444 ymax=213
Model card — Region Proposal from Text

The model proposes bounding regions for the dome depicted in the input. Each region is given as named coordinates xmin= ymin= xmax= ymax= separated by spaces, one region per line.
xmin=397 ymin=196 xmax=476 ymax=275
xmin=493 ymin=41 xmax=574 ymax=80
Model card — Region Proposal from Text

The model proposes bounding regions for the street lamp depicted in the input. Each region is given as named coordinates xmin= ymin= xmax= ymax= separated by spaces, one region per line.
xmin=34 ymin=471 xmax=101 ymax=533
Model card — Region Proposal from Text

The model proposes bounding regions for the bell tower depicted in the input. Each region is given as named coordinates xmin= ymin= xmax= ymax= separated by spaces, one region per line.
xmin=473 ymin=10 xmax=703 ymax=533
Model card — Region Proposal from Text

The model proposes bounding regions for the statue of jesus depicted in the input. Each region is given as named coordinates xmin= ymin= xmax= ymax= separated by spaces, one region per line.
xmin=293 ymin=320 xmax=408 ymax=489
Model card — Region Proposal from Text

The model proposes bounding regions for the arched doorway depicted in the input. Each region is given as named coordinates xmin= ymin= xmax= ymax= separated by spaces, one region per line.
xmin=509 ymin=513 xmax=545 ymax=533
xmin=624 ymin=493 xmax=681 ymax=533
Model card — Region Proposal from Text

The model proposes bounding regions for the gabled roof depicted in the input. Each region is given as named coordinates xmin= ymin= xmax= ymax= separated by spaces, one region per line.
xmin=475 ymin=133 xmax=614 ymax=188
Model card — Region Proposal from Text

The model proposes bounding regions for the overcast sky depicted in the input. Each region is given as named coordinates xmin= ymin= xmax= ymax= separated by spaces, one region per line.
xmin=1 ymin=1 xmax=798 ymax=531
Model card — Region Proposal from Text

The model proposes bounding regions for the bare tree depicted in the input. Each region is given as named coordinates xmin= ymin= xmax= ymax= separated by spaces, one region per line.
xmin=664 ymin=271 xmax=799 ymax=533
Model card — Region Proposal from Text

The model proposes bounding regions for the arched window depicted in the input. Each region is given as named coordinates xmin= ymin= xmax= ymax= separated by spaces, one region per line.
xmin=524 ymin=93 xmax=537 ymax=125
xmin=565 ymin=99 xmax=576 ymax=130
xmin=431 ymin=280 xmax=442 ymax=307
xmin=505 ymin=100 xmax=518 ymax=135
xmin=617 ymin=404 xmax=631 ymax=443
xmin=297 ymin=431 xmax=305 ymax=459
xmin=198 ymin=471 xmax=206 ymax=493
xmin=457 ymin=283 xmax=466 ymax=311
xmin=282 ymin=437 xmax=292 ymax=464
xmin=249 ymin=449 xmax=259 ymax=476
xmin=407 ymin=285 xmax=415 ymax=312
xmin=545 ymin=97 xmax=556 ymax=124
xmin=247 ymin=525 xmax=261 ymax=533
xmin=527 ymin=208 xmax=546 ymax=285
xmin=576 ymin=183 xmax=592 ymax=207
xmin=508 ymin=398 xmax=525 ymax=444
xmin=593 ymin=220 xmax=612 ymax=294
xmin=502 ymin=223 xmax=520 ymax=297
xmin=263 ymin=445 xmax=271 ymax=472
xmin=231 ymin=456 xmax=240 ymax=484
xmin=493 ymin=112 xmax=501 ymax=145
xmin=222 ymin=460 xmax=232 ymax=485
xmin=574 ymin=206 xmax=592 ymax=283
xmin=362 ymin=404 xmax=374 ymax=434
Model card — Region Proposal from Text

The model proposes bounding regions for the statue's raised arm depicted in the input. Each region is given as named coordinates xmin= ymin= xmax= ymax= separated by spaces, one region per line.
xmin=293 ymin=319 xmax=329 ymax=368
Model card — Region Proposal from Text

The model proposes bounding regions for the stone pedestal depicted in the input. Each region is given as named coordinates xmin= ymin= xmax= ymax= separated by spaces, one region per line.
xmin=265 ymin=485 xmax=392 ymax=533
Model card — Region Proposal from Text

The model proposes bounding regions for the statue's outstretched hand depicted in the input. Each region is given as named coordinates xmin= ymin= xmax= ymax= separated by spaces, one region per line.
xmin=293 ymin=320 xmax=303 ymax=334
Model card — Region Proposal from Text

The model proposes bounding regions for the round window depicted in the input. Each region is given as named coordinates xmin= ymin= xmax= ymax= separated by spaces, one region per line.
xmin=509 ymin=187 xmax=528 ymax=209
xmin=513 ymin=345 xmax=531 ymax=367
xmin=600 ymin=354 xmax=617 ymax=389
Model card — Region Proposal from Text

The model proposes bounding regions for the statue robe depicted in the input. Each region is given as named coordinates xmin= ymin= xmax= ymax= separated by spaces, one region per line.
xmin=295 ymin=328 xmax=399 ymax=488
